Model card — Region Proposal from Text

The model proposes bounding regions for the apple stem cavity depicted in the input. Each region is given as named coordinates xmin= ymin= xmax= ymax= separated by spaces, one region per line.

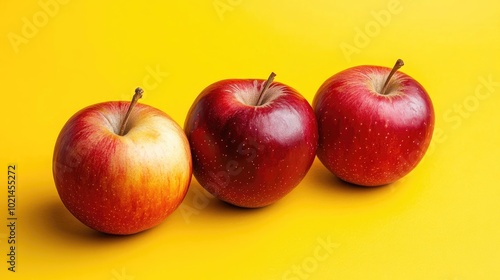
xmin=380 ymin=59 xmax=404 ymax=95
xmin=119 ymin=87 xmax=144 ymax=136
xmin=256 ymin=72 xmax=277 ymax=106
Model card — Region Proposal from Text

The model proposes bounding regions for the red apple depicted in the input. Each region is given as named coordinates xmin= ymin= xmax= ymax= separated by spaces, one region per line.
xmin=53 ymin=88 xmax=192 ymax=235
xmin=184 ymin=73 xmax=318 ymax=208
xmin=313 ymin=59 xmax=434 ymax=186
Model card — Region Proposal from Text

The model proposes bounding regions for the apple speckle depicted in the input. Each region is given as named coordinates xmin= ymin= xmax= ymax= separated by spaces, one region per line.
xmin=185 ymin=77 xmax=318 ymax=207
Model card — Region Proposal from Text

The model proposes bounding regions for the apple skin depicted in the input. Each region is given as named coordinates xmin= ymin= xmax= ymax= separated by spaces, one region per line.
xmin=53 ymin=102 xmax=192 ymax=235
xmin=313 ymin=65 xmax=434 ymax=186
xmin=184 ymin=78 xmax=318 ymax=208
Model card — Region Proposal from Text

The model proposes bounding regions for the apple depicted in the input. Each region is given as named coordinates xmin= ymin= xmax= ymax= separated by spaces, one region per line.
xmin=313 ymin=59 xmax=434 ymax=186
xmin=53 ymin=88 xmax=192 ymax=235
xmin=184 ymin=73 xmax=318 ymax=208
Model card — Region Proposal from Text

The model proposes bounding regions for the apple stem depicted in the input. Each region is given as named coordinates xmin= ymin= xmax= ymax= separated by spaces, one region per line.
xmin=256 ymin=72 xmax=276 ymax=106
xmin=119 ymin=87 xmax=144 ymax=136
xmin=380 ymin=59 xmax=404 ymax=95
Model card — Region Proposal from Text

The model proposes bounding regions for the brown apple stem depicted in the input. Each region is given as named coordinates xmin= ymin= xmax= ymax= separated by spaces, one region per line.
xmin=256 ymin=72 xmax=276 ymax=106
xmin=380 ymin=59 xmax=404 ymax=95
xmin=119 ymin=87 xmax=144 ymax=136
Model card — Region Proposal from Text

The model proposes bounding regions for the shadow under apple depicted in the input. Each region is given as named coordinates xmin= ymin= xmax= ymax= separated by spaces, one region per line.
xmin=304 ymin=159 xmax=401 ymax=207
xmin=177 ymin=179 xmax=270 ymax=224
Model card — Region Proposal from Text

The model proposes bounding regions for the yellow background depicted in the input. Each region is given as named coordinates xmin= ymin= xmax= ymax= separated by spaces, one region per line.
xmin=1 ymin=0 xmax=499 ymax=279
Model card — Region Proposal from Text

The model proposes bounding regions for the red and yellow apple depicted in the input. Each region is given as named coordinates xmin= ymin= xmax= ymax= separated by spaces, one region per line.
xmin=185 ymin=73 xmax=318 ymax=208
xmin=53 ymin=88 xmax=192 ymax=235
xmin=313 ymin=59 xmax=434 ymax=186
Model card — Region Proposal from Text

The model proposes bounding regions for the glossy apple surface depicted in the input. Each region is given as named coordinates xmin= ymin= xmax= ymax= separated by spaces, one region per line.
xmin=53 ymin=97 xmax=192 ymax=235
xmin=185 ymin=74 xmax=318 ymax=208
xmin=313 ymin=60 xmax=434 ymax=186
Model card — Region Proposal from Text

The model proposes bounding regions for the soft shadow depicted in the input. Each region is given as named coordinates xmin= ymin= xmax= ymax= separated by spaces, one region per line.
xmin=208 ymin=195 xmax=269 ymax=214
xmin=32 ymin=195 xmax=150 ymax=244
xmin=183 ymin=179 xmax=269 ymax=219
xmin=307 ymin=159 xmax=398 ymax=202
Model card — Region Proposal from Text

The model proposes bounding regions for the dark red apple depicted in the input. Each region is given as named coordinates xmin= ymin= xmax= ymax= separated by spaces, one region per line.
xmin=185 ymin=73 xmax=318 ymax=208
xmin=313 ymin=59 xmax=434 ymax=186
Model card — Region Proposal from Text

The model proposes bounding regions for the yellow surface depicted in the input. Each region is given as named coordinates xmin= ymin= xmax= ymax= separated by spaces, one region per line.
xmin=1 ymin=0 xmax=499 ymax=279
